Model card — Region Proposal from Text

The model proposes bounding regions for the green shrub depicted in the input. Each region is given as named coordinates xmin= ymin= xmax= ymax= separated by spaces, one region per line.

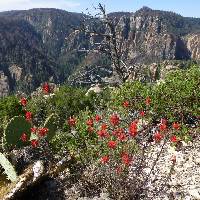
xmin=110 ymin=66 xmax=200 ymax=122
xmin=0 ymin=95 xmax=23 ymax=120
xmin=152 ymin=66 xmax=200 ymax=120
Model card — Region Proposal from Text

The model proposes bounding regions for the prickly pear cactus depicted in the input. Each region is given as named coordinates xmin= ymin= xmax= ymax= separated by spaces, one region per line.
xmin=0 ymin=152 xmax=18 ymax=182
xmin=3 ymin=116 xmax=31 ymax=149
xmin=43 ymin=114 xmax=58 ymax=141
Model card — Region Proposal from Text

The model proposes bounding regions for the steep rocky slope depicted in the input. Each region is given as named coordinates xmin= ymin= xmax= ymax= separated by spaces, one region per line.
xmin=0 ymin=7 xmax=199 ymax=96
xmin=0 ymin=17 xmax=60 ymax=96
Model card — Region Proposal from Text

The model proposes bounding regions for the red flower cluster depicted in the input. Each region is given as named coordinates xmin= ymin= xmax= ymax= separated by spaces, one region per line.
xmin=31 ymin=127 xmax=37 ymax=133
xmin=101 ymin=123 xmax=107 ymax=130
xmin=121 ymin=152 xmax=132 ymax=166
xmin=97 ymin=122 xmax=109 ymax=138
xmin=112 ymin=128 xmax=127 ymax=141
xmin=108 ymin=140 xmax=117 ymax=149
xmin=110 ymin=114 xmax=120 ymax=126
xmin=170 ymin=135 xmax=178 ymax=143
xmin=159 ymin=118 xmax=167 ymax=131
xmin=101 ymin=155 xmax=109 ymax=164
xmin=87 ymin=126 xmax=94 ymax=133
xmin=20 ymin=132 xmax=27 ymax=142
xmin=159 ymin=123 xmax=167 ymax=131
xmin=129 ymin=121 xmax=138 ymax=137
xmin=31 ymin=139 xmax=39 ymax=148
xmin=86 ymin=118 xmax=94 ymax=127
xmin=68 ymin=117 xmax=76 ymax=127
xmin=95 ymin=115 xmax=101 ymax=122
xmin=20 ymin=97 xmax=27 ymax=107
xmin=86 ymin=118 xmax=94 ymax=133
xmin=161 ymin=118 xmax=167 ymax=125
xmin=38 ymin=128 xmax=49 ymax=137
xmin=154 ymin=132 xmax=163 ymax=142
xmin=25 ymin=111 xmax=32 ymax=121
xmin=140 ymin=111 xmax=145 ymax=117
xmin=122 ymin=101 xmax=129 ymax=108
xmin=43 ymin=82 xmax=50 ymax=94
xmin=172 ymin=122 xmax=180 ymax=130
xmin=97 ymin=129 xmax=108 ymax=138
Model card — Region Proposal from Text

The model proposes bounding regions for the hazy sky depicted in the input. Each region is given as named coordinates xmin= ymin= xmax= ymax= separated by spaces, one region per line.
xmin=0 ymin=0 xmax=199 ymax=18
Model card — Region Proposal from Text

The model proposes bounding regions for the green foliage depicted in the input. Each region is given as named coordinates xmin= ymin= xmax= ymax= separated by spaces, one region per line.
xmin=53 ymin=86 xmax=96 ymax=119
xmin=27 ymin=85 xmax=100 ymax=128
xmin=3 ymin=116 xmax=31 ymax=149
xmin=152 ymin=66 xmax=200 ymax=119
xmin=0 ymin=95 xmax=23 ymax=121
xmin=44 ymin=114 xmax=59 ymax=141
xmin=110 ymin=66 xmax=200 ymax=121
xmin=26 ymin=95 xmax=54 ymax=126
xmin=0 ymin=152 xmax=18 ymax=182
xmin=111 ymin=81 xmax=150 ymax=110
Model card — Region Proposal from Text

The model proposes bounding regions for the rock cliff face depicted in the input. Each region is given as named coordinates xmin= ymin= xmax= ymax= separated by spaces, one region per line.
xmin=0 ymin=7 xmax=199 ymax=96
xmin=111 ymin=7 xmax=199 ymax=65
xmin=185 ymin=33 xmax=200 ymax=60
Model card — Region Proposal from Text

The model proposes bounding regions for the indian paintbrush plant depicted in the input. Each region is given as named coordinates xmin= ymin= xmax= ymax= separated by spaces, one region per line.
xmin=63 ymin=93 xmax=197 ymax=199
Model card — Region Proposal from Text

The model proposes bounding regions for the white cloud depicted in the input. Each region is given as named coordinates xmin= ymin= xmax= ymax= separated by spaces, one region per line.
xmin=0 ymin=0 xmax=81 ymax=11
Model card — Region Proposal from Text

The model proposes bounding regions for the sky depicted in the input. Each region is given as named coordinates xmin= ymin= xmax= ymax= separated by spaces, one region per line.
xmin=0 ymin=0 xmax=199 ymax=18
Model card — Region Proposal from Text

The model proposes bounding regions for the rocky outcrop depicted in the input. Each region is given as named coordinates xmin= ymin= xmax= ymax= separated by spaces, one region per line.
xmin=0 ymin=71 xmax=10 ymax=97
xmin=186 ymin=33 xmax=200 ymax=60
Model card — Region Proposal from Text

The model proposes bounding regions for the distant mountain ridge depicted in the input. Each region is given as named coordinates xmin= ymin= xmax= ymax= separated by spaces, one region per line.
xmin=0 ymin=7 xmax=199 ymax=96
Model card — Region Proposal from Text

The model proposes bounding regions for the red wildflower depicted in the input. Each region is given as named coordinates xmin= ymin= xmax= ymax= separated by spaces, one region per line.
xmin=108 ymin=140 xmax=117 ymax=149
xmin=101 ymin=155 xmax=109 ymax=164
xmin=121 ymin=152 xmax=132 ymax=166
xmin=122 ymin=101 xmax=129 ymax=108
xmin=43 ymin=82 xmax=50 ymax=94
xmin=87 ymin=126 xmax=94 ymax=133
xmin=129 ymin=121 xmax=138 ymax=137
xmin=25 ymin=111 xmax=32 ymax=121
xmin=31 ymin=139 xmax=38 ymax=148
xmin=110 ymin=114 xmax=120 ymax=126
xmin=68 ymin=117 xmax=76 ymax=127
xmin=159 ymin=123 xmax=167 ymax=131
xmin=38 ymin=128 xmax=49 ymax=137
xmin=118 ymin=133 xmax=127 ymax=141
xmin=116 ymin=128 xmax=124 ymax=134
xmin=86 ymin=118 xmax=94 ymax=127
xmin=101 ymin=123 xmax=108 ymax=130
xmin=20 ymin=97 xmax=27 ymax=106
xmin=112 ymin=130 xmax=118 ymax=136
xmin=154 ymin=132 xmax=163 ymax=142
xmin=145 ymin=96 xmax=151 ymax=106
xmin=161 ymin=118 xmax=167 ymax=125
xmin=172 ymin=122 xmax=180 ymax=130
xmin=95 ymin=115 xmax=101 ymax=122
xmin=97 ymin=129 xmax=108 ymax=138
xmin=140 ymin=111 xmax=145 ymax=117
xmin=20 ymin=133 xmax=27 ymax=142
xmin=30 ymin=127 xmax=37 ymax=133
xmin=170 ymin=135 xmax=178 ymax=143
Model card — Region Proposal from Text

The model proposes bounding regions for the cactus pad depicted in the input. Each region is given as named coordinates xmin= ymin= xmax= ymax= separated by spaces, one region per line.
xmin=43 ymin=114 xmax=58 ymax=141
xmin=0 ymin=153 xmax=18 ymax=182
xmin=3 ymin=116 xmax=31 ymax=149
